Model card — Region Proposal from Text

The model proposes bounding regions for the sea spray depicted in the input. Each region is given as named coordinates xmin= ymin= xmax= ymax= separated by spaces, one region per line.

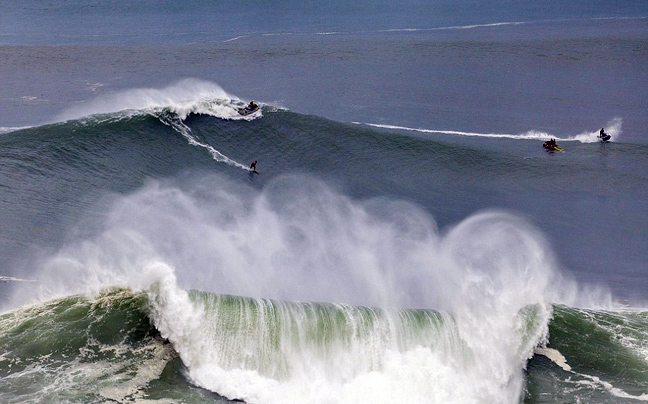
xmin=9 ymin=174 xmax=585 ymax=403
xmin=572 ymin=117 xmax=623 ymax=143
xmin=56 ymin=78 xmax=254 ymax=122
xmin=142 ymin=272 xmax=550 ymax=404
xmin=51 ymin=79 xmax=261 ymax=170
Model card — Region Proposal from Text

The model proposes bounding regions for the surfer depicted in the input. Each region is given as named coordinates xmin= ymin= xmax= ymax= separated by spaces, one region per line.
xmin=250 ymin=160 xmax=258 ymax=172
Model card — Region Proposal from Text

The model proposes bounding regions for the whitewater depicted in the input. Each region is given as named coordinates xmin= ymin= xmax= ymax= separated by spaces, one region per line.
xmin=2 ymin=2 xmax=648 ymax=403
xmin=1 ymin=159 xmax=632 ymax=403
xmin=2 ymin=80 xmax=647 ymax=403
xmin=362 ymin=117 xmax=624 ymax=144
xmin=0 ymin=180 xmax=561 ymax=404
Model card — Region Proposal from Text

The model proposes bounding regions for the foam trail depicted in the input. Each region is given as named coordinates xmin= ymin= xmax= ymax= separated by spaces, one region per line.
xmin=0 ymin=276 xmax=37 ymax=283
xmin=223 ymin=35 xmax=249 ymax=42
xmin=362 ymin=118 xmax=623 ymax=143
xmin=56 ymin=79 xmax=258 ymax=170
xmin=361 ymin=122 xmax=552 ymax=140
xmin=534 ymin=347 xmax=648 ymax=401
xmin=384 ymin=21 xmax=525 ymax=33
xmin=157 ymin=112 xmax=250 ymax=170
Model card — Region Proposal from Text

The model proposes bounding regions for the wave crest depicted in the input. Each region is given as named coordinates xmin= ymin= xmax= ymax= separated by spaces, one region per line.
xmin=56 ymin=78 xmax=260 ymax=122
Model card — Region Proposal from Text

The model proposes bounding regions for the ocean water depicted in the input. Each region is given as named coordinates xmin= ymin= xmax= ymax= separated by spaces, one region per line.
xmin=1 ymin=1 xmax=647 ymax=403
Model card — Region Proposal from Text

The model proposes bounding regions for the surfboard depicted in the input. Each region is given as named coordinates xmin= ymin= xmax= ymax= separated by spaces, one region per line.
xmin=251 ymin=169 xmax=259 ymax=174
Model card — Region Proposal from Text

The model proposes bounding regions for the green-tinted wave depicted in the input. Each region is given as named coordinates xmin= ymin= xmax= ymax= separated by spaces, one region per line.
xmin=0 ymin=289 xmax=220 ymax=404
xmin=526 ymin=305 xmax=648 ymax=403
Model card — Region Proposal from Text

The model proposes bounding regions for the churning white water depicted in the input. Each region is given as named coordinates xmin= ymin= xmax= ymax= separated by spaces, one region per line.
xmin=11 ymin=174 xmax=607 ymax=404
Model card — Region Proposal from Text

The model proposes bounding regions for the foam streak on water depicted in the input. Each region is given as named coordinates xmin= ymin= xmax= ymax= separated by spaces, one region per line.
xmin=363 ymin=117 xmax=623 ymax=143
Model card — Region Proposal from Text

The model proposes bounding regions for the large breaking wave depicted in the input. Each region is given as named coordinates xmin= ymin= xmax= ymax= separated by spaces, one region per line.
xmin=3 ymin=174 xmax=625 ymax=404
xmin=56 ymin=78 xmax=259 ymax=123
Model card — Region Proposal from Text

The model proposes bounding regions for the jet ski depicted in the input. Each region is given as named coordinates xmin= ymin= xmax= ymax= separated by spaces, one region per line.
xmin=543 ymin=140 xmax=564 ymax=151
xmin=598 ymin=128 xmax=611 ymax=142
xmin=238 ymin=102 xmax=259 ymax=116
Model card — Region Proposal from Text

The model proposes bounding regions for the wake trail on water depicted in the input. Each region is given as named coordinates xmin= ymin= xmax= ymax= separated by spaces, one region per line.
xmin=236 ymin=16 xmax=647 ymax=41
xmin=362 ymin=117 xmax=623 ymax=143
xmin=0 ymin=276 xmax=37 ymax=283
xmin=535 ymin=345 xmax=648 ymax=402
xmin=55 ymin=78 xmax=261 ymax=170
xmin=157 ymin=110 xmax=250 ymax=170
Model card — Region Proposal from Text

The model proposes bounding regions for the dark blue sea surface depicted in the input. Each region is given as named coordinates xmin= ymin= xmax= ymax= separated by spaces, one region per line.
xmin=1 ymin=1 xmax=647 ymax=403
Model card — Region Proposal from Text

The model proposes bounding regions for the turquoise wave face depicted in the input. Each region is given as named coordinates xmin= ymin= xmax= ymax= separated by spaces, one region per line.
xmin=0 ymin=284 xmax=551 ymax=404
xmin=1 ymin=287 xmax=646 ymax=404
xmin=187 ymin=291 xmax=457 ymax=380
xmin=526 ymin=305 xmax=648 ymax=404
xmin=0 ymin=290 xmax=204 ymax=404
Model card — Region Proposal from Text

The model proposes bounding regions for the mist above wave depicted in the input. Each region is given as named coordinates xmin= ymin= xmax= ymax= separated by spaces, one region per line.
xmin=55 ymin=78 xmax=254 ymax=123
xmin=10 ymin=173 xmax=613 ymax=311
xmin=5 ymin=173 xmax=620 ymax=403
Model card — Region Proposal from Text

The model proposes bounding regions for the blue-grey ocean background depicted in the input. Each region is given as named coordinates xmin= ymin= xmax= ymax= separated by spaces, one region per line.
xmin=1 ymin=1 xmax=647 ymax=403
xmin=2 ymin=0 xmax=647 ymax=142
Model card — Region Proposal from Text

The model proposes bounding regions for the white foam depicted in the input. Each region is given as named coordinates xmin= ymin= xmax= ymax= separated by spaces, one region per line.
xmin=0 ymin=126 xmax=32 ymax=134
xmin=384 ymin=21 xmax=525 ymax=33
xmin=572 ymin=117 xmax=623 ymax=143
xmin=0 ymin=276 xmax=37 ymax=283
xmin=363 ymin=117 xmax=623 ymax=143
xmin=535 ymin=342 xmax=648 ymax=402
xmin=145 ymin=269 xmax=548 ymax=404
xmin=55 ymin=78 xmax=257 ymax=123
xmin=534 ymin=347 xmax=571 ymax=371
xmin=12 ymin=175 xmax=622 ymax=404
xmin=573 ymin=372 xmax=648 ymax=401
xmin=51 ymin=78 xmax=261 ymax=170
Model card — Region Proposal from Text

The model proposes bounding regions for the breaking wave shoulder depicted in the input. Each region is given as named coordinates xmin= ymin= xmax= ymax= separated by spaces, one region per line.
xmin=55 ymin=78 xmax=263 ymax=124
